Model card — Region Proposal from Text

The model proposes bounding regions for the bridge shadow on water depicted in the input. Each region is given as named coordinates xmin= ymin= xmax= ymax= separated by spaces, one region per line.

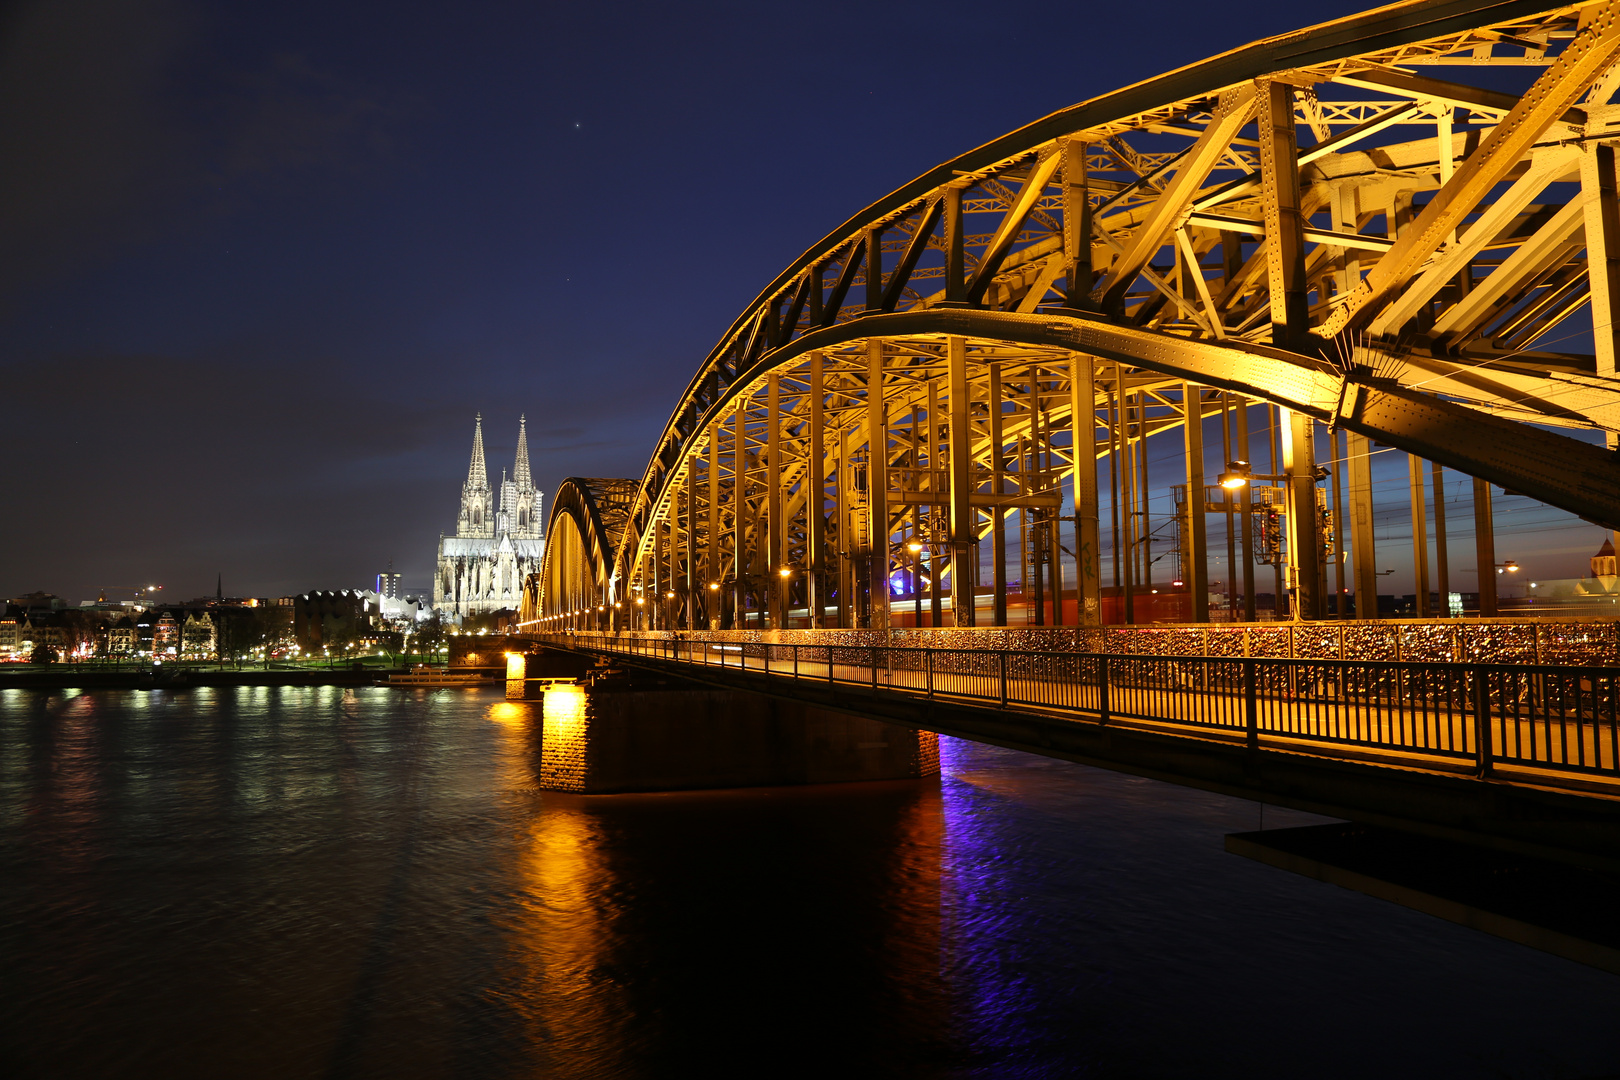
xmin=2 ymin=686 xmax=1619 ymax=1079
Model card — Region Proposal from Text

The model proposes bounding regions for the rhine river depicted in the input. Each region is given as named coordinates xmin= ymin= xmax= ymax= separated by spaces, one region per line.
xmin=2 ymin=685 xmax=1617 ymax=1079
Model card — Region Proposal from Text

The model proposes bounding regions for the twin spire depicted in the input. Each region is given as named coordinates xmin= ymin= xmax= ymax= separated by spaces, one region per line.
xmin=458 ymin=413 xmax=541 ymax=541
xmin=465 ymin=412 xmax=531 ymax=490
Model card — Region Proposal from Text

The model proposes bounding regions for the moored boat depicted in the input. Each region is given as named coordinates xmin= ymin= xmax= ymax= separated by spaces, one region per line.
xmin=379 ymin=666 xmax=501 ymax=687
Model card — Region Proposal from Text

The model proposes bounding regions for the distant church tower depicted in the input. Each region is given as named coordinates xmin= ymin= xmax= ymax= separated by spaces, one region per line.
xmin=435 ymin=414 xmax=546 ymax=621
xmin=456 ymin=414 xmax=495 ymax=539
xmin=508 ymin=415 xmax=543 ymax=539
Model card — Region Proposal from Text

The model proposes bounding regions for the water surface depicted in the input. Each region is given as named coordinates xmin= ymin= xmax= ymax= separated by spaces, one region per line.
xmin=1 ymin=686 xmax=1615 ymax=1078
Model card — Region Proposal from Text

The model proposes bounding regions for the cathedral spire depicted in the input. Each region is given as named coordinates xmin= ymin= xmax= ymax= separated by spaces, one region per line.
xmin=467 ymin=413 xmax=489 ymax=490
xmin=514 ymin=414 xmax=533 ymax=489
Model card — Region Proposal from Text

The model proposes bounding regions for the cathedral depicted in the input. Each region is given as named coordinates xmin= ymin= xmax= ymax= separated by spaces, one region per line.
xmin=435 ymin=414 xmax=544 ymax=620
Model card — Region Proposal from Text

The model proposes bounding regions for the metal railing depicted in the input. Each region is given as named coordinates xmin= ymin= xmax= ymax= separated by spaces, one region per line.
xmin=537 ymin=632 xmax=1620 ymax=789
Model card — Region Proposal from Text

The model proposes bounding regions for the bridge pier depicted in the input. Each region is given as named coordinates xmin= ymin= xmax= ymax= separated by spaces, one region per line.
xmin=526 ymin=660 xmax=939 ymax=794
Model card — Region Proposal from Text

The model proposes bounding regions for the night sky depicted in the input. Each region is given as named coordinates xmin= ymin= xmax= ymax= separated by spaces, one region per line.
xmin=4 ymin=0 xmax=1598 ymax=603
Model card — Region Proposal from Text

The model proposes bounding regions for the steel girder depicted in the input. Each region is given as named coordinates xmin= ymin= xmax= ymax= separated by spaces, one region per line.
xmin=547 ymin=0 xmax=1620 ymax=620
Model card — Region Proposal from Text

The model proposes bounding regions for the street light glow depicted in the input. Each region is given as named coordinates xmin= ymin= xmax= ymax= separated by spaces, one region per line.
xmin=1219 ymin=460 xmax=1251 ymax=490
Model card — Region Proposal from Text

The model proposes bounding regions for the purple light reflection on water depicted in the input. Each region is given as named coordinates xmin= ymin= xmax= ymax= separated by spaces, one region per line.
xmin=938 ymin=735 xmax=1111 ymax=1077
xmin=934 ymin=734 xmax=1620 ymax=1078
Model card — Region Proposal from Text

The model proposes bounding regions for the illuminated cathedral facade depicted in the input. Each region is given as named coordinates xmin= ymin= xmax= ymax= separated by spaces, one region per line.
xmin=435 ymin=414 xmax=544 ymax=620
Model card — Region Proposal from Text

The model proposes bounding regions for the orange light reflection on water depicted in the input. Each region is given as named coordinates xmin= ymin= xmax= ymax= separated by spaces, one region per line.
xmin=488 ymin=701 xmax=527 ymax=726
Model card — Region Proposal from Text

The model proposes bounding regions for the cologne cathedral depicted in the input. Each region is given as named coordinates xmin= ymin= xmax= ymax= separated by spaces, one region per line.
xmin=434 ymin=414 xmax=544 ymax=620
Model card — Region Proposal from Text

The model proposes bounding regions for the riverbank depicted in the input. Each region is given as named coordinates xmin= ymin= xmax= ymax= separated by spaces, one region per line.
xmin=0 ymin=667 xmax=503 ymax=690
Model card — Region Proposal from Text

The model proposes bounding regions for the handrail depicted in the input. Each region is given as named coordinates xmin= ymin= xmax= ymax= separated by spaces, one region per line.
xmin=539 ymin=631 xmax=1620 ymax=793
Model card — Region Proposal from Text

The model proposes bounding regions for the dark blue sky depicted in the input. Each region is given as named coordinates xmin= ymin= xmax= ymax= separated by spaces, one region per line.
xmin=14 ymin=0 xmax=1595 ymax=603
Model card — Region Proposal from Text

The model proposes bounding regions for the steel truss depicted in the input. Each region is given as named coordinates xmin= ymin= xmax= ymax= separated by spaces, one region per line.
xmin=531 ymin=0 xmax=1620 ymax=631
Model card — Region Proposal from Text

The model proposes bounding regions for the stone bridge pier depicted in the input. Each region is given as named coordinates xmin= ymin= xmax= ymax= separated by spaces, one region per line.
xmin=507 ymin=647 xmax=939 ymax=794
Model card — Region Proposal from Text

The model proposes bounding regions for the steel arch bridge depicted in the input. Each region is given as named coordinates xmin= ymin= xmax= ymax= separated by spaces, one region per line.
xmin=528 ymin=0 xmax=1620 ymax=634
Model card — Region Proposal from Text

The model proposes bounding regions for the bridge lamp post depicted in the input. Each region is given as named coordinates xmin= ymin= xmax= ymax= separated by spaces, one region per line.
xmin=1497 ymin=560 xmax=1521 ymax=600
xmin=777 ymin=565 xmax=796 ymax=630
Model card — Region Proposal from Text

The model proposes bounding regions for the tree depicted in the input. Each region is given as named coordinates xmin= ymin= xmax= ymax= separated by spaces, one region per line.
xmin=29 ymin=644 xmax=58 ymax=665
xmin=58 ymin=610 xmax=104 ymax=658
xmin=415 ymin=612 xmax=446 ymax=659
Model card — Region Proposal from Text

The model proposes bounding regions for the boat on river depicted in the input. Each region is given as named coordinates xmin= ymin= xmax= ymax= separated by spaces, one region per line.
xmin=378 ymin=666 xmax=501 ymax=688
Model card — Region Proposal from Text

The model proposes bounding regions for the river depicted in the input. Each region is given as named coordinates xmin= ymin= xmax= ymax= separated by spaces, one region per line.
xmin=1 ymin=685 xmax=1615 ymax=1078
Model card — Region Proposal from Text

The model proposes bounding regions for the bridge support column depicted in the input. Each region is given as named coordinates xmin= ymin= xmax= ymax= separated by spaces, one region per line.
xmin=808 ymin=352 xmax=826 ymax=628
xmin=1071 ymin=354 xmax=1101 ymax=627
xmin=1282 ymin=408 xmax=1321 ymax=620
xmin=1474 ymin=477 xmax=1498 ymax=617
xmin=866 ymin=339 xmax=890 ymax=630
xmin=990 ymin=361 xmax=1008 ymax=626
xmin=708 ymin=422 xmax=721 ymax=629
xmin=767 ymin=373 xmax=787 ymax=629
xmin=948 ymin=335 xmax=976 ymax=626
xmin=1183 ymin=382 xmax=1209 ymax=622
xmin=733 ymin=407 xmax=747 ymax=629
xmin=1348 ymin=431 xmax=1379 ymax=619
xmin=1236 ymin=397 xmax=1256 ymax=622
xmin=1432 ymin=461 xmax=1450 ymax=616
xmin=1409 ymin=453 xmax=1431 ymax=617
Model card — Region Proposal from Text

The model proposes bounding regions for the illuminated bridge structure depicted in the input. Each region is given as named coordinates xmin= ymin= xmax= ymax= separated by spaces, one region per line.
xmin=531 ymin=0 xmax=1620 ymax=637
xmin=517 ymin=1 xmax=1620 ymax=866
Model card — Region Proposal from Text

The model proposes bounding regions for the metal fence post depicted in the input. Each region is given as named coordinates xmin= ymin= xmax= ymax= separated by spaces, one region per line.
xmin=793 ymin=643 xmax=799 ymax=679
xmin=999 ymin=651 xmax=1008 ymax=708
xmin=871 ymin=647 xmax=879 ymax=693
xmin=1244 ymin=658 xmax=1258 ymax=749
xmin=1473 ymin=665 xmax=1493 ymax=778
xmin=1098 ymin=655 xmax=1110 ymax=725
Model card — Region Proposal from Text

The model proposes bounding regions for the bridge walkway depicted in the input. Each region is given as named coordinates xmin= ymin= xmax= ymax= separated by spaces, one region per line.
xmin=537 ymin=632 xmax=1620 ymax=799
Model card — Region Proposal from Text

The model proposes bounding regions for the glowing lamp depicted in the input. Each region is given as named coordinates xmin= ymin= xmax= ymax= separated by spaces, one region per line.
xmin=907 ymin=541 xmax=923 ymax=553
xmin=708 ymin=582 xmax=720 ymax=591
xmin=778 ymin=566 xmax=792 ymax=578
xmin=666 ymin=591 xmax=676 ymax=600
xmin=1219 ymin=459 xmax=1251 ymax=490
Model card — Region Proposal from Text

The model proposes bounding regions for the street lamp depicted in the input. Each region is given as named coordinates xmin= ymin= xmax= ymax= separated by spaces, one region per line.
xmin=1490 ymin=559 xmax=1522 ymax=601
xmin=1219 ymin=460 xmax=1251 ymax=490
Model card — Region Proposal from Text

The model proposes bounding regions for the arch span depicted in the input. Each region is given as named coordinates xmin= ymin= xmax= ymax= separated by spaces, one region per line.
xmin=538 ymin=0 xmax=1620 ymax=630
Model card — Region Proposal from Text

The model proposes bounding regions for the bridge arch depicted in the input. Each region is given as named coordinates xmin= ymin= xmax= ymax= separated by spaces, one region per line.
xmin=526 ymin=478 xmax=638 ymax=628
xmin=537 ymin=0 xmax=1620 ymax=631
